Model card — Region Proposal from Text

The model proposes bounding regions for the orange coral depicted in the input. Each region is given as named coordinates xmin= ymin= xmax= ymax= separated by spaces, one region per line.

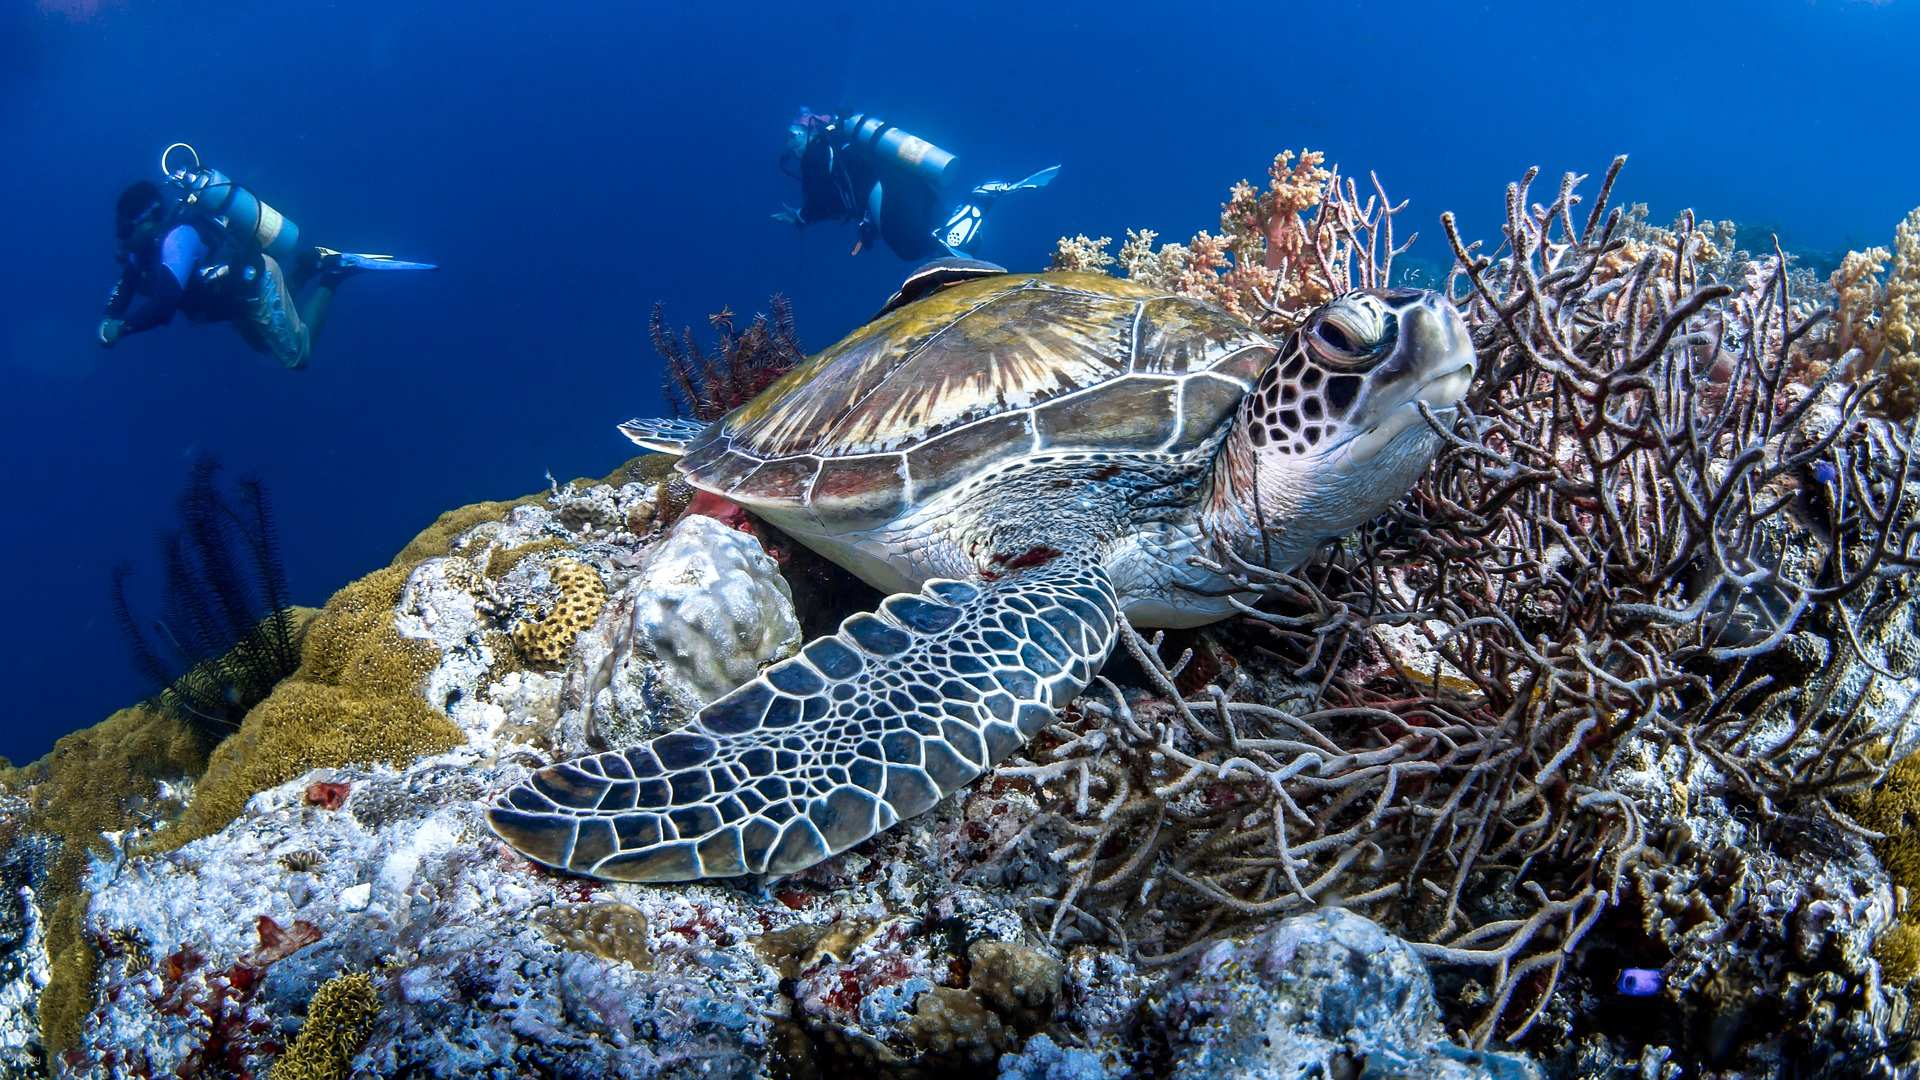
xmin=1817 ymin=208 xmax=1920 ymax=419
xmin=1056 ymin=149 xmax=1404 ymax=335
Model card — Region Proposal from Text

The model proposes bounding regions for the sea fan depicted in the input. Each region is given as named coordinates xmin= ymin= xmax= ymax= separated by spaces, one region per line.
xmin=110 ymin=458 xmax=301 ymax=738
xmin=650 ymin=295 xmax=802 ymax=421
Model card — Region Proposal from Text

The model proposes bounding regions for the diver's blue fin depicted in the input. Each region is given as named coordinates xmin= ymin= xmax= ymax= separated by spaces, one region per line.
xmin=972 ymin=164 xmax=1060 ymax=198
xmin=315 ymin=247 xmax=439 ymax=274
xmin=618 ymin=417 xmax=708 ymax=456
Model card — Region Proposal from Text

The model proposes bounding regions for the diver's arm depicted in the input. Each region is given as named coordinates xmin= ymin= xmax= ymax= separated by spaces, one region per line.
xmin=102 ymin=264 xmax=139 ymax=319
xmin=119 ymin=225 xmax=207 ymax=334
xmin=118 ymin=276 xmax=182 ymax=335
xmin=97 ymin=265 xmax=139 ymax=345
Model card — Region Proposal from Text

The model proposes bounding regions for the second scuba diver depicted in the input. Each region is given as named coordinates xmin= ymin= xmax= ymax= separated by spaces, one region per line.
xmin=98 ymin=144 xmax=436 ymax=370
xmin=775 ymin=110 xmax=1059 ymax=261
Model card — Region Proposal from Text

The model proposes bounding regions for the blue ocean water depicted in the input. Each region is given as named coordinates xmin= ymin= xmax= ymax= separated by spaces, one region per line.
xmin=2 ymin=0 xmax=1914 ymax=765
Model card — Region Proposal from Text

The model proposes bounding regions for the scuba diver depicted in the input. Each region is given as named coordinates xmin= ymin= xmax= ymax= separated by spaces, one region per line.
xmin=98 ymin=144 xmax=436 ymax=370
xmin=774 ymin=109 xmax=1059 ymax=261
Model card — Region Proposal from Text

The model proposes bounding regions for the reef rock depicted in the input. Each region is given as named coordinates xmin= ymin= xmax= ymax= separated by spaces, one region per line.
xmin=0 ymin=793 xmax=48 ymax=1079
xmin=0 ymin=464 xmax=1546 ymax=1079
xmin=11 ymin=472 xmax=1094 ymax=1078
xmin=588 ymin=512 xmax=803 ymax=748
xmin=1142 ymin=909 xmax=1539 ymax=1080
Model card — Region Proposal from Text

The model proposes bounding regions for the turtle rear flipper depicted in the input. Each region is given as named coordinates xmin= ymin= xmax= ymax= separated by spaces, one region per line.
xmin=618 ymin=417 xmax=709 ymax=455
xmin=487 ymin=553 xmax=1119 ymax=882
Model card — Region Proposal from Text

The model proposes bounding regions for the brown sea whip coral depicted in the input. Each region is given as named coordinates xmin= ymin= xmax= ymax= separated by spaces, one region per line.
xmin=1027 ymin=155 xmax=1920 ymax=1066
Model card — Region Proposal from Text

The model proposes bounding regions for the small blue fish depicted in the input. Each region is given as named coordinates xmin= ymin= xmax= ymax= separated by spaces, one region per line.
xmin=1812 ymin=460 xmax=1838 ymax=486
xmin=1617 ymin=967 xmax=1663 ymax=996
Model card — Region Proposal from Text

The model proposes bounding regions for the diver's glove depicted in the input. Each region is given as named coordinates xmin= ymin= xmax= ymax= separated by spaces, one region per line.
xmin=97 ymin=318 xmax=124 ymax=348
xmin=771 ymin=206 xmax=804 ymax=227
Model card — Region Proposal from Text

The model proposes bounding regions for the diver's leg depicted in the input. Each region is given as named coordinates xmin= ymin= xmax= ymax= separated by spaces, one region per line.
xmin=297 ymin=281 xmax=338 ymax=347
xmin=242 ymin=255 xmax=314 ymax=370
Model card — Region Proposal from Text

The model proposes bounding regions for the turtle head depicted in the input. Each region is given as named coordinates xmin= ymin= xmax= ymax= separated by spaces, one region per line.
xmin=1213 ymin=287 xmax=1475 ymax=568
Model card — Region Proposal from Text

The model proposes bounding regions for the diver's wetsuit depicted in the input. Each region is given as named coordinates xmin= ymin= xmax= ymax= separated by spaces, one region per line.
xmin=103 ymin=221 xmax=335 ymax=370
xmin=780 ymin=112 xmax=1057 ymax=261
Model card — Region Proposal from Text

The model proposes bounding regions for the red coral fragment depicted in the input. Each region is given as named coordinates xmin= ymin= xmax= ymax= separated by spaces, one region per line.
xmin=775 ymin=888 xmax=813 ymax=911
xmin=247 ymin=915 xmax=322 ymax=966
xmin=304 ymin=780 xmax=351 ymax=809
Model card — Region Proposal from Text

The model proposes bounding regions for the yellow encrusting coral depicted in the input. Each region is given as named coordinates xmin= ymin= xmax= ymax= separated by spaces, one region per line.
xmin=271 ymin=971 xmax=381 ymax=1080
xmin=387 ymin=495 xmax=542 ymax=568
xmin=534 ymin=902 xmax=655 ymax=969
xmin=1852 ymin=748 xmax=1920 ymax=982
xmin=16 ymin=473 xmax=674 ymax=1064
xmin=903 ymin=986 xmax=1012 ymax=1065
xmin=483 ymin=537 xmax=569 ymax=580
xmin=0 ymin=705 xmax=209 ymax=1056
xmin=153 ymin=563 xmax=463 ymax=852
xmin=1876 ymin=922 xmax=1920 ymax=985
xmin=511 ymin=558 xmax=607 ymax=664
xmin=966 ymin=941 xmax=1063 ymax=1032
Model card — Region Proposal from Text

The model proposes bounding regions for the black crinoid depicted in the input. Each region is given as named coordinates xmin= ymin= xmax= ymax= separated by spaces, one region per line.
xmin=110 ymin=457 xmax=301 ymax=739
xmin=650 ymin=295 xmax=803 ymax=421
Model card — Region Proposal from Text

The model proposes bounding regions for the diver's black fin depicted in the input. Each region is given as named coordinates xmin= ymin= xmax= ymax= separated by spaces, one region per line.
xmin=618 ymin=417 xmax=708 ymax=456
xmin=871 ymin=258 xmax=1007 ymax=322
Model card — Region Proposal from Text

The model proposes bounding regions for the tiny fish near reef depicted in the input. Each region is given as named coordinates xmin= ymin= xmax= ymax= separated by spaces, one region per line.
xmin=487 ymin=260 xmax=1476 ymax=882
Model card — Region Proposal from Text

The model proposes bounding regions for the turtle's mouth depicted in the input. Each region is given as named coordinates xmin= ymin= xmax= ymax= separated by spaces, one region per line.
xmin=1415 ymin=362 xmax=1476 ymax=411
xmin=1328 ymin=362 xmax=1474 ymax=458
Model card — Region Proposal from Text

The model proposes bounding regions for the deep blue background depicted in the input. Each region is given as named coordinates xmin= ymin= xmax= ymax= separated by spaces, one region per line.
xmin=4 ymin=0 xmax=1916 ymax=763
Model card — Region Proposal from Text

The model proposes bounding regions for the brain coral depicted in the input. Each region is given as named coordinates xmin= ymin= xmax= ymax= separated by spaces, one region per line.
xmin=512 ymin=559 xmax=608 ymax=664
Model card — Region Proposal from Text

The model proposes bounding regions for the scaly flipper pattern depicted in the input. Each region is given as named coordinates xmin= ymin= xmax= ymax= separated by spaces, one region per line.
xmin=618 ymin=417 xmax=709 ymax=455
xmin=487 ymin=553 xmax=1118 ymax=881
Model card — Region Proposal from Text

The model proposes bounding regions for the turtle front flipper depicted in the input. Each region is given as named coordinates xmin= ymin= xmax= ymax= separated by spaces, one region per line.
xmin=617 ymin=417 xmax=709 ymax=455
xmin=487 ymin=554 xmax=1119 ymax=882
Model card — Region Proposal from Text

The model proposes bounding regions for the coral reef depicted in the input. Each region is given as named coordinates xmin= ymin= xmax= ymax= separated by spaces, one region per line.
xmin=9 ymin=151 xmax=1920 ymax=1078
xmin=652 ymin=294 xmax=804 ymax=420
xmin=1826 ymin=208 xmax=1920 ymax=420
xmin=156 ymin=563 xmax=464 ymax=853
xmin=2 ymin=461 xmax=1534 ymax=1078
xmin=1140 ymin=910 xmax=1537 ymax=1078
xmin=110 ymin=458 xmax=303 ymax=738
xmin=0 ymin=705 xmax=206 ymax=1059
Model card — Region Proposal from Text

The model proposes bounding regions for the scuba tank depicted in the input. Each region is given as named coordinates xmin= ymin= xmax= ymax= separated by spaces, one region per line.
xmin=841 ymin=114 xmax=958 ymax=191
xmin=159 ymin=143 xmax=305 ymax=265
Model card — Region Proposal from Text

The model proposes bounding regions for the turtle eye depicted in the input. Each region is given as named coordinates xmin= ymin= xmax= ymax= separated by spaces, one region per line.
xmin=1308 ymin=312 xmax=1377 ymax=368
xmin=1316 ymin=321 xmax=1359 ymax=354
xmin=1307 ymin=295 xmax=1396 ymax=369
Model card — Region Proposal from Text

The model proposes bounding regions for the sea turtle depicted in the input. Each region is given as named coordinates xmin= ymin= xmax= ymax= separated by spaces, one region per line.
xmin=488 ymin=261 xmax=1476 ymax=882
